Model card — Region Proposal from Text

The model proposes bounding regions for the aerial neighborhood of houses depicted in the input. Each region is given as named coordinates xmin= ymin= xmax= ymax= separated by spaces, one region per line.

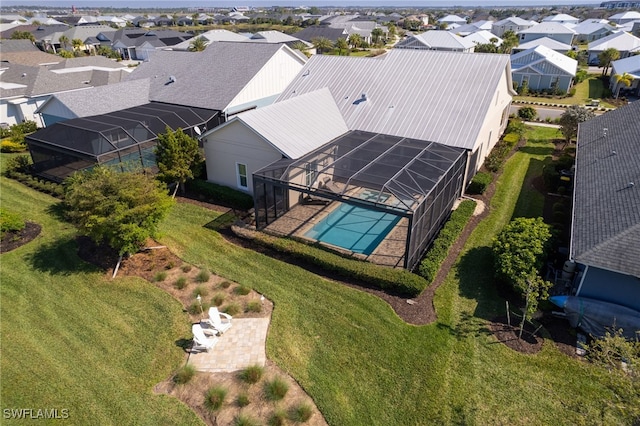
xmin=1 ymin=3 xmax=639 ymax=342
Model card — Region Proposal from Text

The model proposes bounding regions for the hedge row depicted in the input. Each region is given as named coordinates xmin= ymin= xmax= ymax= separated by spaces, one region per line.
xmin=6 ymin=171 xmax=64 ymax=198
xmin=247 ymin=230 xmax=427 ymax=297
xmin=484 ymin=132 xmax=520 ymax=173
xmin=186 ymin=179 xmax=254 ymax=210
xmin=418 ymin=199 xmax=477 ymax=284
xmin=467 ymin=172 xmax=493 ymax=195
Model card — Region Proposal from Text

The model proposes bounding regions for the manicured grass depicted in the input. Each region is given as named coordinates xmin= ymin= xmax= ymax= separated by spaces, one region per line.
xmin=1 ymin=138 xmax=627 ymax=425
xmin=515 ymin=74 xmax=616 ymax=108
xmin=0 ymin=167 xmax=201 ymax=424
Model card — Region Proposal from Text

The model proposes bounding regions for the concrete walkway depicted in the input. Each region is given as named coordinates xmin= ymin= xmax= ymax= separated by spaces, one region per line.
xmin=187 ymin=318 xmax=270 ymax=373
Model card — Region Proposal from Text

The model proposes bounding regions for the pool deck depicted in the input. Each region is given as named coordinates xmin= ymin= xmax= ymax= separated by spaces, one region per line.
xmin=264 ymin=201 xmax=407 ymax=268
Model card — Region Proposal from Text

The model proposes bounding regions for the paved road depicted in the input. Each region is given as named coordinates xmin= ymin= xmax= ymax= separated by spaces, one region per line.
xmin=510 ymin=104 xmax=566 ymax=120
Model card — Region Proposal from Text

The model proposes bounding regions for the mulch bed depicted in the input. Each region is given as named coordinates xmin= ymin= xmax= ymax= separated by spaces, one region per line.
xmin=488 ymin=315 xmax=544 ymax=354
xmin=0 ymin=222 xmax=42 ymax=254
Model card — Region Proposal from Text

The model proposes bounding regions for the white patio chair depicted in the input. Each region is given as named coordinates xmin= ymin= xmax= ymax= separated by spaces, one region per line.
xmin=204 ymin=306 xmax=232 ymax=335
xmin=191 ymin=323 xmax=218 ymax=352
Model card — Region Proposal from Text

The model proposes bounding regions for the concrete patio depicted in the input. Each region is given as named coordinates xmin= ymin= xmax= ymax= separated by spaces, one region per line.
xmin=187 ymin=318 xmax=270 ymax=373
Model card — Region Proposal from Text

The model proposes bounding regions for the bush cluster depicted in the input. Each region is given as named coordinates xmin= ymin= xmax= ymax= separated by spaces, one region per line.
xmin=467 ymin=172 xmax=493 ymax=195
xmin=0 ymin=121 xmax=37 ymax=139
xmin=418 ymin=200 xmax=476 ymax=283
xmin=186 ymin=179 xmax=254 ymax=210
xmin=7 ymin=171 xmax=65 ymax=198
xmin=484 ymin=132 xmax=520 ymax=173
xmin=249 ymin=232 xmax=427 ymax=297
xmin=0 ymin=208 xmax=26 ymax=239
xmin=0 ymin=140 xmax=27 ymax=153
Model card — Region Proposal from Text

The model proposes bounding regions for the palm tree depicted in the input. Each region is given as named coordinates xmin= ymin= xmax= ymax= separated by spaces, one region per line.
xmin=311 ymin=37 xmax=333 ymax=55
xmin=188 ymin=36 xmax=208 ymax=52
xmin=371 ymin=28 xmax=384 ymax=47
xmin=613 ymin=72 xmax=634 ymax=98
xmin=598 ymin=48 xmax=620 ymax=76
xmin=191 ymin=13 xmax=200 ymax=27
xmin=58 ymin=35 xmax=69 ymax=50
xmin=500 ymin=30 xmax=519 ymax=54
xmin=291 ymin=41 xmax=310 ymax=57
xmin=348 ymin=33 xmax=363 ymax=49
xmin=335 ymin=38 xmax=348 ymax=56
xmin=71 ymin=38 xmax=84 ymax=54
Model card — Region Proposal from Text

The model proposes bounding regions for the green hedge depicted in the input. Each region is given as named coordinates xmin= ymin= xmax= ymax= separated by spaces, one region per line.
xmin=186 ymin=179 xmax=254 ymax=210
xmin=0 ymin=208 xmax=26 ymax=239
xmin=249 ymin=231 xmax=428 ymax=297
xmin=5 ymin=170 xmax=64 ymax=198
xmin=467 ymin=172 xmax=493 ymax=195
xmin=0 ymin=140 xmax=27 ymax=153
xmin=484 ymin=132 xmax=521 ymax=173
xmin=418 ymin=200 xmax=476 ymax=284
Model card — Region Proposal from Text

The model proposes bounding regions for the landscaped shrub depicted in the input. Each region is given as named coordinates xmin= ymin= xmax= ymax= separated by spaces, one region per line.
xmin=186 ymin=179 xmax=253 ymax=210
xmin=220 ymin=280 xmax=232 ymax=289
xmin=484 ymin=132 xmax=521 ymax=173
xmin=239 ymin=365 xmax=264 ymax=384
xmin=234 ymin=414 xmax=260 ymax=426
xmin=248 ymin=233 xmax=427 ymax=297
xmin=224 ymin=303 xmax=241 ymax=316
xmin=153 ymin=271 xmax=168 ymax=282
xmin=467 ymin=172 xmax=493 ymax=195
xmin=203 ymin=386 xmax=227 ymax=411
xmin=236 ymin=392 xmax=250 ymax=407
xmin=187 ymin=300 xmax=209 ymax=315
xmin=181 ymin=264 xmax=192 ymax=273
xmin=264 ymin=377 xmax=289 ymax=401
xmin=234 ymin=284 xmax=251 ymax=296
xmin=174 ymin=276 xmax=187 ymax=289
xmin=0 ymin=139 xmax=27 ymax=153
xmin=192 ymin=285 xmax=209 ymax=298
xmin=289 ymin=402 xmax=313 ymax=423
xmin=0 ymin=208 xmax=25 ymax=239
xmin=3 ymin=155 xmax=32 ymax=175
xmin=246 ymin=300 xmax=262 ymax=313
xmin=195 ymin=269 xmax=210 ymax=283
xmin=173 ymin=364 xmax=196 ymax=384
xmin=418 ymin=200 xmax=476 ymax=283
xmin=211 ymin=292 xmax=226 ymax=306
xmin=268 ymin=409 xmax=287 ymax=426
xmin=517 ymin=106 xmax=537 ymax=121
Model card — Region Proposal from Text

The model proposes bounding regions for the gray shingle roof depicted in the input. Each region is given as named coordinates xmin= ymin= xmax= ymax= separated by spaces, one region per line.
xmin=292 ymin=26 xmax=347 ymax=43
xmin=573 ymin=101 xmax=640 ymax=277
xmin=277 ymin=49 xmax=513 ymax=150
xmin=124 ymin=42 xmax=301 ymax=111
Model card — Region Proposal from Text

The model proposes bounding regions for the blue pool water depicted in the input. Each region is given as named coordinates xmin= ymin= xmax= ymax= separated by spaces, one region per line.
xmin=304 ymin=202 xmax=400 ymax=255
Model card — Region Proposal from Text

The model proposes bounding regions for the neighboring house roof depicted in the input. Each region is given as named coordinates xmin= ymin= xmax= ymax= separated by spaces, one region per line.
xmin=52 ymin=24 xmax=113 ymax=44
xmin=464 ymin=30 xmax=503 ymax=46
xmin=209 ymin=88 xmax=348 ymax=159
xmin=292 ymin=26 xmax=348 ymax=43
xmin=519 ymin=22 xmax=576 ymax=35
xmin=588 ymin=31 xmax=640 ymax=52
xmin=0 ymin=39 xmax=40 ymax=53
xmin=47 ymin=56 xmax=128 ymax=72
xmin=170 ymin=29 xmax=247 ymax=50
xmin=0 ymin=64 xmax=92 ymax=98
xmin=125 ymin=42 xmax=305 ymax=111
xmin=277 ymin=49 xmax=513 ymax=150
xmin=511 ymin=44 xmax=578 ymax=76
xmin=36 ymin=78 xmax=150 ymax=117
xmin=572 ymin=20 xmax=615 ymax=36
xmin=438 ymin=14 xmax=467 ymax=24
xmin=608 ymin=11 xmax=640 ymax=22
xmin=451 ymin=21 xmax=493 ymax=35
xmin=516 ymin=37 xmax=573 ymax=52
xmin=111 ymin=28 xmax=190 ymax=49
xmin=572 ymin=101 xmax=640 ymax=277
xmin=611 ymin=55 xmax=640 ymax=77
xmin=542 ymin=13 xmax=579 ymax=23
xmin=243 ymin=30 xmax=301 ymax=43
xmin=493 ymin=16 xmax=535 ymax=27
xmin=395 ymin=30 xmax=475 ymax=50
xmin=0 ymin=49 xmax=61 ymax=66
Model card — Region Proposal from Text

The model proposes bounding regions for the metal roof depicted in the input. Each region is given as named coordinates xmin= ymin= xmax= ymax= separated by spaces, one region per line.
xmin=515 ymin=37 xmax=572 ymax=52
xmin=511 ymin=45 xmax=577 ymax=76
xmin=125 ymin=42 xmax=305 ymax=111
xmin=572 ymin=101 xmax=640 ymax=277
xmin=588 ymin=31 xmax=640 ymax=52
xmin=396 ymin=30 xmax=476 ymax=50
xmin=464 ymin=30 xmax=503 ymax=46
xmin=211 ymin=88 xmax=348 ymax=159
xmin=255 ymin=130 xmax=466 ymax=213
xmin=611 ymin=55 xmax=640 ymax=78
xmin=277 ymin=49 xmax=513 ymax=150
xmin=519 ymin=22 xmax=576 ymax=34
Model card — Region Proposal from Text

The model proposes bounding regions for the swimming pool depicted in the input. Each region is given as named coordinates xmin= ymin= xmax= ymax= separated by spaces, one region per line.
xmin=304 ymin=201 xmax=401 ymax=255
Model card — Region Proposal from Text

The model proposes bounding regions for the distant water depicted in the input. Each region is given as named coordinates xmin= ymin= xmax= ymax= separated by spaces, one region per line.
xmin=1 ymin=0 xmax=604 ymax=9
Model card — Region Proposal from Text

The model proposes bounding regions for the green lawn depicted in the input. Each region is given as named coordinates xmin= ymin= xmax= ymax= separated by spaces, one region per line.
xmin=515 ymin=74 xmax=615 ymax=108
xmin=1 ymin=129 xmax=628 ymax=426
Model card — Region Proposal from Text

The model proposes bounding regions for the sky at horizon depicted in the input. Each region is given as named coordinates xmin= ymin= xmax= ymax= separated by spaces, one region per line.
xmin=1 ymin=0 xmax=606 ymax=9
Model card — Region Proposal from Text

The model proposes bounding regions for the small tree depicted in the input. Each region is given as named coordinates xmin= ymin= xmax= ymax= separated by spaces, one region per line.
xmin=188 ymin=36 xmax=207 ymax=52
xmin=10 ymin=31 xmax=35 ymax=42
xmin=64 ymin=166 xmax=175 ymax=256
xmin=335 ymin=38 xmax=348 ymax=56
xmin=371 ymin=27 xmax=384 ymax=47
xmin=492 ymin=217 xmax=553 ymax=338
xmin=311 ymin=37 xmax=333 ymax=54
xmin=613 ymin=72 xmax=634 ymax=99
xmin=559 ymin=105 xmax=595 ymax=144
xmin=348 ymin=33 xmax=363 ymax=49
xmin=155 ymin=127 xmax=203 ymax=197
xmin=598 ymin=47 xmax=620 ymax=76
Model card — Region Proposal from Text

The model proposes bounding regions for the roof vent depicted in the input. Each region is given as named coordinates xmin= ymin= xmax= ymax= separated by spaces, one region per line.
xmin=629 ymin=182 xmax=635 ymax=188
xmin=603 ymin=128 xmax=608 ymax=138
xmin=166 ymin=75 xmax=176 ymax=84
xmin=21 ymin=72 xmax=27 ymax=77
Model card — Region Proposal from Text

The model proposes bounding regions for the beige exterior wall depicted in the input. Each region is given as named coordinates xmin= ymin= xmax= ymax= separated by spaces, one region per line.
xmin=471 ymin=68 xmax=514 ymax=174
xmin=203 ymin=121 xmax=282 ymax=195
xmin=227 ymin=48 xmax=306 ymax=112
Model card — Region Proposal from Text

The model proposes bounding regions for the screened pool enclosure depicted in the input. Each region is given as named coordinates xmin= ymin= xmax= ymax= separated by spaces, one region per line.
xmin=27 ymin=102 xmax=222 ymax=182
xmin=253 ymin=130 xmax=467 ymax=270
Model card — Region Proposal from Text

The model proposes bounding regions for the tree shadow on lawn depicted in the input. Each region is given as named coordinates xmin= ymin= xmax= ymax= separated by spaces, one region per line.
xmin=45 ymin=201 xmax=68 ymax=223
xmin=456 ymin=246 xmax=503 ymax=322
xmin=26 ymin=236 xmax=101 ymax=275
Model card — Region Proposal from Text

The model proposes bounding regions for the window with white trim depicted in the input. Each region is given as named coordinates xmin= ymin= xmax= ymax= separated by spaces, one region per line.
xmin=236 ymin=163 xmax=248 ymax=189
